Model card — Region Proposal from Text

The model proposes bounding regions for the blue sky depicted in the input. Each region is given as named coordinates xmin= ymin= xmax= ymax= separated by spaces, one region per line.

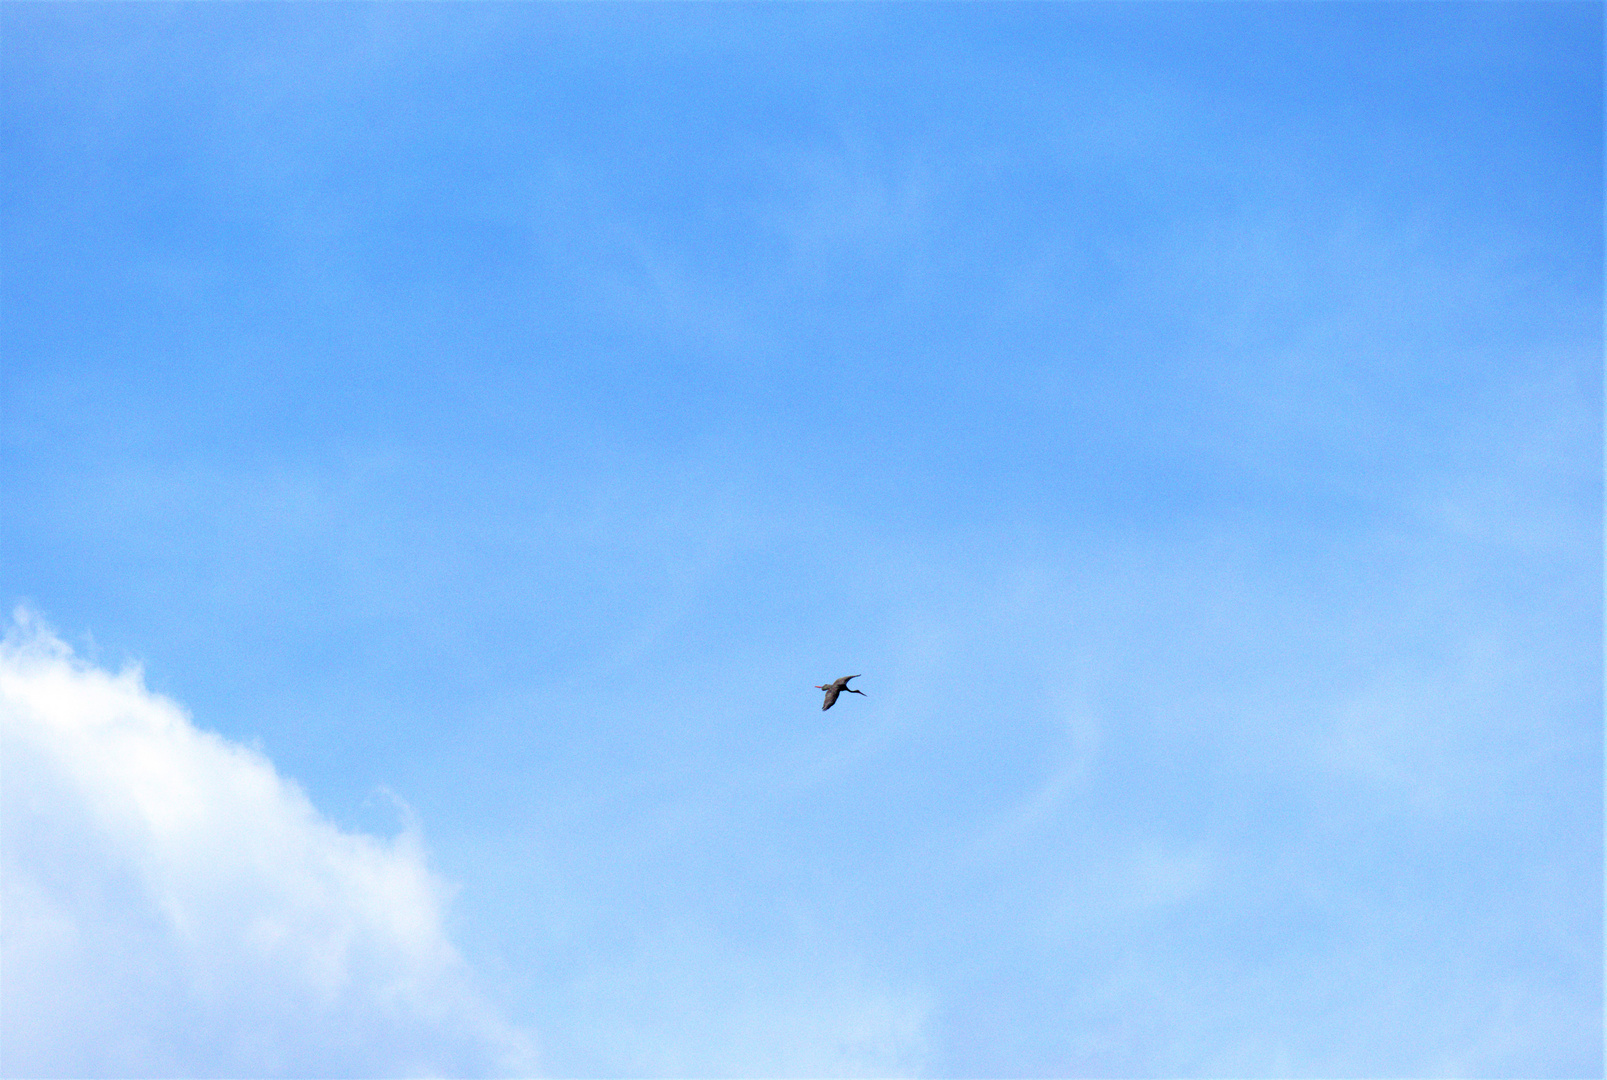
xmin=2 ymin=3 xmax=1601 ymax=1076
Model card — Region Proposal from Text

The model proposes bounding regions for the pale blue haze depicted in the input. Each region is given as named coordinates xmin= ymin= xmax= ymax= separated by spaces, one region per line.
xmin=2 ymin=4 xmax=1601 ymax=1076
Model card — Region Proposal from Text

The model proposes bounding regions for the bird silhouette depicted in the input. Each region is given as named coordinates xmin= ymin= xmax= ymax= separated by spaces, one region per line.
xmin=815 ymin=675 xmax=865 ymax=710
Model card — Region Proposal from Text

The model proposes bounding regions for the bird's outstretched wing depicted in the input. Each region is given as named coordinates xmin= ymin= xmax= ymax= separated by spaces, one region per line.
xmin=821 ymin=686 xmax=841 ymax=710
xmin=838 ymin=675 xmax=860 ymax=688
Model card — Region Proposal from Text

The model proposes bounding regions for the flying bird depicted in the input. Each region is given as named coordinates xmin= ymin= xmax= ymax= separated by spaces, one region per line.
xmin=815 ymin=675 xmax=865 ymax=711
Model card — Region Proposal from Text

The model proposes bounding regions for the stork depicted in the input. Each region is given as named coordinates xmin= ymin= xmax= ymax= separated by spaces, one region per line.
xmin=815 ymin=675 xmax=865 ymax=711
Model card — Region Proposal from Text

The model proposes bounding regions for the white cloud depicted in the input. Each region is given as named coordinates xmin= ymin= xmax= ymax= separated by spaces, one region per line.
xmin=0 ymin=610 xmax=535 ymax=1078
